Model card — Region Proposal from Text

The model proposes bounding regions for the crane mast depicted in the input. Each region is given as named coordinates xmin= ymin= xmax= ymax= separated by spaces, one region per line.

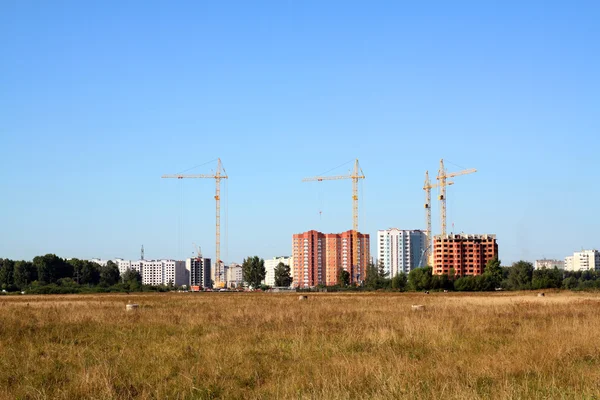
xmin=303 ymin=159 xmax=365 ymax=283
xmin=162 ymin=158 xmax=228 ymax=288
xmin=436 ymin=159 xmax=476 ymax=236
xmin=423 ymin=171 xmax=453 ymax=266
xmin=424 ymin=171 xmax=432 ymax=266
xmin=214 ymin=158 xmax=224 ymax=284
xmin=351 ymin=160 xmax=361 ymax=282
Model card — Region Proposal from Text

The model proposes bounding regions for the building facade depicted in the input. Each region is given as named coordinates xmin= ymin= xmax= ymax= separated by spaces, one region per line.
xmin=139 ymin=260 xmax=186 ymax=286
xmin=564 ymin=250 xmax=600 ymax=272
xmin=433 ymin=234 xmax=498 ymax=276
xmin=264 ymin=256 xmax=292 ymax=287
xmin=186 ymin=257 xmax=212 ymax=288
xmin=535 ymin=259 xmax=565 ymax=270
xmin=292 ymin=230 xmax=370 ymax=288
xmin=377 ymin=229 xmax=426 ymax=276
xmin=90 ymin=259 xmax=186 ymax=286
xmin=226 ymin=263 xmax=243 ymax=288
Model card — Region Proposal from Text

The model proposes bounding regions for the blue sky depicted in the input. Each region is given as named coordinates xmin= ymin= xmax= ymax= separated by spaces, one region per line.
xmin=1 ymin=1 xmax=599 ymax=265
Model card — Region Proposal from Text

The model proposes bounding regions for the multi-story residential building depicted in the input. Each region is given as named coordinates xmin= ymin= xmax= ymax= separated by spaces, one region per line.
xmin=535 ymin=259 xmax=565 ymax=270
xmin=433 ymin=234 xmax=498 ymax=276
xmin=564 ymin=250 xmax=600 ymax=272
xmin=139 ymin=260 xmax=186 ymax=286
xmin=264 ymin=256 xmax=292 ymax=287
xmin=377 ymin=229 xmax=426 ymax=276
xmin=226 ymin=263 xmax=243 ymax=288
xmin=185 ymin=257 xmax=211 ymax=288
xmin=116 ymin=259 xmax=132 ymax=276
xmin=565 ymin=256 xmax=573 ymax=271
xmin=89 ymin=258 xmax=186 ymax=286
xmin=292 ymin=230 xmax=370 ymax=288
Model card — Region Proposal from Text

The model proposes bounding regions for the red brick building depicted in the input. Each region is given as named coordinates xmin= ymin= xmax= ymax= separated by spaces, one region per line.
xmin=433 ymin=234 xmax=498 ymax=276
xmin=292 ymin=230 xmax=370 ymax=288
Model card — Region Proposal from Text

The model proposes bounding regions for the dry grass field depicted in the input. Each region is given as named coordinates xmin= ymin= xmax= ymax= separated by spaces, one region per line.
xmin=1 ymin=291 xmax=600 ymax=399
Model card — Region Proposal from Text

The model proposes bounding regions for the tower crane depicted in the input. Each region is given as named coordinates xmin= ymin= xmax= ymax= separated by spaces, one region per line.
xmin=192 ymin=243 xmax=202 ymax=260
xmin=423 ymin=171 xmax=453 ymax=266
xmin=162 ymin=158 xmax=228 ymax=288
xmin=302 ymin=159 xmax=365 ymax=283
xmin=436 ymin=159 xmax=476 ymax=236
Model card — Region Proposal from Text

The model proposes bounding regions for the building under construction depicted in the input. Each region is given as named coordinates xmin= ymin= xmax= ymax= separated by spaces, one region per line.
xmin=433 ymin=234 xmax=498 ymax=276
xmin=186 ymin=257 xmax=211 ymax=289
xmin=292 ymin=230 xmax=370 ymax=288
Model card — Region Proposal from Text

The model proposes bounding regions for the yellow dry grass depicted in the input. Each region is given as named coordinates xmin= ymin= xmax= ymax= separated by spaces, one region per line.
xmin=1 ymin=291 xmax=600 ymax=399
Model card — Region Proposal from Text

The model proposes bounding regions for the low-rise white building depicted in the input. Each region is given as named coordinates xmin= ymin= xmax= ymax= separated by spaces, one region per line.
xmin=535 ymin=259 xmax=565 ymax=270
xmin=227 ymin=263 xmax=243 ymax=288
xmin=264 ymin=256 xmax=292 ymax=287
xmin=564 ymin=250 xmax=600 ymax=272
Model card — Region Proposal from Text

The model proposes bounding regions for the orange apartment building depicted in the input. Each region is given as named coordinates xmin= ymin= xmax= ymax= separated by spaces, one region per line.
xmin=433 ymin=234 xmax=498 ymax=276
xmin=292 ymin=230 xmax=370 ymax=288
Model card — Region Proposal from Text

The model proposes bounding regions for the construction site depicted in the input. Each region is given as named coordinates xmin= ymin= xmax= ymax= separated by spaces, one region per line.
xmin=158 ymin=156 xmax=497 ymax=289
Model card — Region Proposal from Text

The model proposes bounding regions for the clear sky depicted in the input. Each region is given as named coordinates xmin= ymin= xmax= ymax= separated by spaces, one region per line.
xmin=1 ymin=1 xmax=599 ymax=265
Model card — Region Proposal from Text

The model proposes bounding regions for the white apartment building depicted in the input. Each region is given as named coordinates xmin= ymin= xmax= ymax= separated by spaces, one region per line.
xmin=116 ymin=259 xmax=132 ymax=276
xmin=535 ymin=259 xmax=565 ymax=270
xmin=88 ymin=259 xmax=186 ymax=286
xmin=565 ymin=256 xmax=573 ymax=271
xmin=186 ymin=258 xmax=211 ymax=288
xmin=564 ymin=250 xmax=600 ymax=272
xmin=227 ymin=263 xmax=243 ymax=288
xmin=264 ymin=256 xmax=292 ymax=287
xmin=377 ymin=229 xmax=426 ymax=277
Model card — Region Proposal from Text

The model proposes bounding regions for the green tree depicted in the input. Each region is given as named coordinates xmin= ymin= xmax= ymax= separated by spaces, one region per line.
xmin=507 ymin=261 xmax=534 ymax=290
xmin=99 ymin=260 xmax=121 ymax=287
xmin=453 ymin=276 xmax=471 ymax=291
xmin=408 ymin=267 xmax=433 ymax=291
xmin=82 ymin=261 xmax=101 ymax=285
xmin=0 ymin=259 xmax=15 ymax=290
xmin=13 ymin=261 xmax=36 ymax=289
xmin=378 ymin=261 xmax=391 ymax=289
xmin=562 ymin=275 xmax=578 ymax=290
xmin=363 ymin=261 xmax=391 ymax=290
xmin=33 ymin=254 xmax=72 ymax=284
xmin=483 ymin=257 xmax=502 ymax=289
xmin=68 ymin=258 xmax=84 ymax=284
xmin=69 ymin=259 xmax=100 ymax=285
xmin=364 ymin=263 xmax=378 ymax=289
xmin=431 ymin=273 xmax=452 ymax=290
xmin=391 ymin=273 xmax=407 ymax=291
xmin=274 ymin=262 xmax=293 ymax=287
xmin=122 ymin=269 xmax=142 ymax=291
xmin=338 ymin=269 xmax=350 ymax=287
xmin=532 ymin=267 xmax=563 ymax=289
xmin=242 ymin=256 xmax=266 ymax=289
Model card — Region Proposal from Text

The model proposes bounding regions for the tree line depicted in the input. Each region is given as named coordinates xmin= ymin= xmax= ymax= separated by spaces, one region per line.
xmin=0 ymin=254 xmax=295 ymax=294
xmin=5 ymin=254 xmax=595 ymax=294
xmin=316 ymin=258 xmax=600 ymax=292
xmin=0 ymin=254 xmax=150 ymax=294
